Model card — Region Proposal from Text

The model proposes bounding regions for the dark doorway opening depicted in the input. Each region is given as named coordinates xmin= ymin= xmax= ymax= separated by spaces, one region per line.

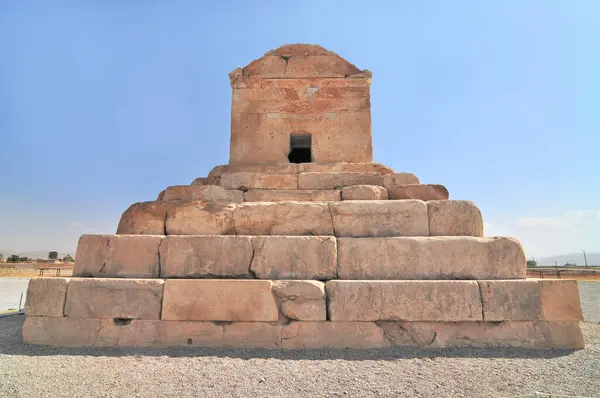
xmin=288 ymin=134 xmax=312 ymax=163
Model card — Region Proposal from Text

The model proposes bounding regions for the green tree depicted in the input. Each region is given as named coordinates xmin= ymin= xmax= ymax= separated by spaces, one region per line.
xmin=526 ymin=260 xmax=537 ymax=268
xmin=62 ymin=254 xmax=75 ymax=263
xmin=48 ymin=251 xmax=58 ymax=260
xmin=8 ymin=255 xmax=19 ymax=263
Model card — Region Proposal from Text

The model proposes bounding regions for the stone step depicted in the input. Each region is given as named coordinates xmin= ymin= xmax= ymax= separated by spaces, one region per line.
xmin=75 ymin=234 xmax=522 ymax=280
xmin=204 ymin=162 xmax=395 ymax=181
xmin=157 ymin=185 xmax=243 ymax=203
xmin=387 ymin=184 xmax=449 ymax=200
xmin=24 ymin=277 xmax=584 ymax=348
xmin=23 ymin=317 xmax=584 ymax=349
xmin=26 ymin=278 xmax=583 ymax=322
xmin=243 ymin=189 xmax=341 ymax=202
xmin=118 ymin=200 xmax=482 ymax=237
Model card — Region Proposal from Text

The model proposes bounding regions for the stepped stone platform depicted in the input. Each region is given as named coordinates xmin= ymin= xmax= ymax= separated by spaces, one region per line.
xmin=23 ymin=44 xmax=584 ymax=349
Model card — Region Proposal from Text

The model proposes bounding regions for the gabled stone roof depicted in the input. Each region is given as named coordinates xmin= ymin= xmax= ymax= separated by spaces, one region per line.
xmin=230 ymin=44 xmax=371 ymax=80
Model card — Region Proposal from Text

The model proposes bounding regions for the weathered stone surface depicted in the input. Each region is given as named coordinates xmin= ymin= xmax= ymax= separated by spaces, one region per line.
xmin=220 ymin=172 xmax=298 ymax=190
xmin=376 ymin=321 xmax=584 ymax=349
xmin=160 ymin=236 xmax=253 ymax=278
xmin=23 ymin=317 xmax=584 ymax=349
xmin=341 ymin=185 xmax=388 ymax=200
xmin=539 ymin=279 xmax=584 ymax=321
xmin=244 ymin=189 xmax=340 ymax=202
xmin=427 ymin=200 xmax=483 ymax=237
xmin=479 ymin=280 xmax=583 ymax=321
xmin=281 ymin=322 xmax=388 ymax=349
xmin=337 ymin=237 xmax=526 ymax=280
xmin=206 ymin=162 xmax=393 ymax=176
xmin=162 ymin=280 xmax=278 ymax=321
xmin=64 ymin=278 xmax=164 ymax=319
xmin=329 ymin=200 xmax=428 ymax=237
xmin=191 ymin=177 xmax=210 ymax=185
xmin=382 ymin=173 xmax=420 ymax=188
xmin=165 ymin=202 xmax=236 ymax=235
xmin=272 ymin=281 xmax=326 ymax=321
xmin=159 ymin=185 xmax=243 ymax=203
xmin=24 ymin=278 xmax=68 ymax=317
xmin=387 ymin=184 xmax=449 ymax=200
xmin=250 ymin=236 xmax=336 ymax=280
xmin=298 ymin=172 xmax=382 ymax=190
xmin=117 ymin=201 xmax=173 ymax=235
xmin=74 ymin=235 xmax=162 ymax=278
xmin=233 ymin=202 xmax=334 ymax=235
xmin=22 ymin=317 xmax=280 ymax=348
xmin=327 ymin=280 xmax=482 ymax=322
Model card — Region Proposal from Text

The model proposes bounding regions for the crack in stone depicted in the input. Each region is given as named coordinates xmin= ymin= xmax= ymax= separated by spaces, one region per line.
xmin=156 ymin=237 xmax=164 ymax=279
xmin=476 ymin=281 xmax=486 ymax=321
xmin=326 ymin=203 xmax=337 ymax=238
xmin=248 ymin=239 xmax=257 ymax=279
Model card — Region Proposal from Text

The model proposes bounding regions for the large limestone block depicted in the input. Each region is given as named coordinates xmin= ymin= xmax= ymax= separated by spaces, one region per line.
xmin=479 ymin=280 xmax=583 ymax=321
xmin=220 ymin=172 xmax=298 ymax=190
xmin=190 ymin=177 xmax=210 ymax=185
xmin=24 ymin=278 xmax=68 ymax=317
xmin=326 ymin=280 xmax=482 ymax=322
xmin=117 ymin=201 xmax=174 ymax=235
xmin=272 ymin=281 xmax=326 ymax=321
xmin=387 ymin=184 xmax=449 ymax=200
xmin=281 ymin=322 xmax=388 ymax=349
xmin=298 ymin=172 xmax=382 ymax=190
xmin=375 ymin=321 xmax=584 ymax=349
xmin=233 ymin=202 xmax=334 ymax=235
xmin=74 ymin=234 xmax=162 ymax=278
xmin=244 ymin=189 xmax=340 ymax=202
xmin=64 ymin=278 xmax=164 ymax=320
xmin=341 ymin=185 xmax=388 ymax=200
xmin=159 ymin=185 xmax=243 ymax=203
xmin=250 ymin=236 xmax=336 ymax=280
xmin=329 ymin=200 xmax=429 ymax=237
xmin=382 ymin=173 xmax=420 ymax=188
xmin=337 ymin=237 xmax=526 ymax=280
xmin=427 ymin=200 xmax=483 ymax=237
xmin=160 ymin=236 xmax=253 ymax=278
xmin=165 ymin=202 xmax=236 ymax=235
xmin=209 ymin=162 xmax=393 ymax=176
xmin=162 ymin=280 xmax=278 ymax=321
xmin=23 ymin=317 xmax=584 ymax=349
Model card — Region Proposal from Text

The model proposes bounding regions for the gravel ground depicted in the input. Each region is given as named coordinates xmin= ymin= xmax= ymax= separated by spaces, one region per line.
xmin=0 ymin=315 xmax=598 ymax=398
xmin=579 ymin=281 xmax=600 ymax=323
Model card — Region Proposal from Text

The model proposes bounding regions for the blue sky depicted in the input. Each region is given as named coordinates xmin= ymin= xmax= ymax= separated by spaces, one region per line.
xmin=1 ymin=1 xmax=599 ymax=258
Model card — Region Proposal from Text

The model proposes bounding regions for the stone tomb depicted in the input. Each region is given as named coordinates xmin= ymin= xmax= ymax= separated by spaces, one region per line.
xmin=23 ymin=44 xmax=584 ymax=349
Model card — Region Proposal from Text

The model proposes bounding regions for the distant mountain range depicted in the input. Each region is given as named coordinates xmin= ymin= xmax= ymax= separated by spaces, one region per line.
xmin=0 ymin=250 xmax=74 ymax=259
xmin=536 ymin=252 xmax=600 ymax=266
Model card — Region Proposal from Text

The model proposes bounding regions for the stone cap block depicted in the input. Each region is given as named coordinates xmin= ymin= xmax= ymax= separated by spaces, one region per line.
xmin=382 ymin=173 xmax=420 ymax=188
xmin=337 ymin=236 xmax=526 ymax=280
xmin=160 ymin=235 xmax=253 ymax=278
xmin=326 ymin=280 xmax=482 ymax=322
xmin=250 ymin=236 xmax=336 ymax=280
xmin=341 ymin=185 xmax=388 ymax=200
xmin=159 ymin=185 xmax=243 ymax=203
xmin=64 ymin=278 xmax=164 ymax=320
xmin=479 ymin=279 xmax=583 ymax=321
xmin=388 ymin=184 xmax=449 ymax=201
xmin=74 ymin=234 xmax=162 ymax=278
xmin=298 ymin=172 xmax=382 ymax=190
xmin=427 ymin=200 xmax=483 ymax=237
xmin=220 ymin=172 xmax=298 ymax=190
xmin=24 ymin=278 xmax=69 ymax=317
xmin=272 ymin=280 xmax=326 ymax=321
xmin=162 ymin=279 xmax=279 ymax=321
xmin=233 ymin=202 xmax=334 ymax=235
xmin=330 ymin=200 xmax=428 ymax=237
xmin=243 ymin=189 xmax=340 ymax=202
xmin=165 ymin=202 xmax=236 ymax=235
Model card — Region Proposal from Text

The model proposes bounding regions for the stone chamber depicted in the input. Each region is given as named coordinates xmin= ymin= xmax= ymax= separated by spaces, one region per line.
xmin=23 ymin=44 xmax=584 ymax=349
